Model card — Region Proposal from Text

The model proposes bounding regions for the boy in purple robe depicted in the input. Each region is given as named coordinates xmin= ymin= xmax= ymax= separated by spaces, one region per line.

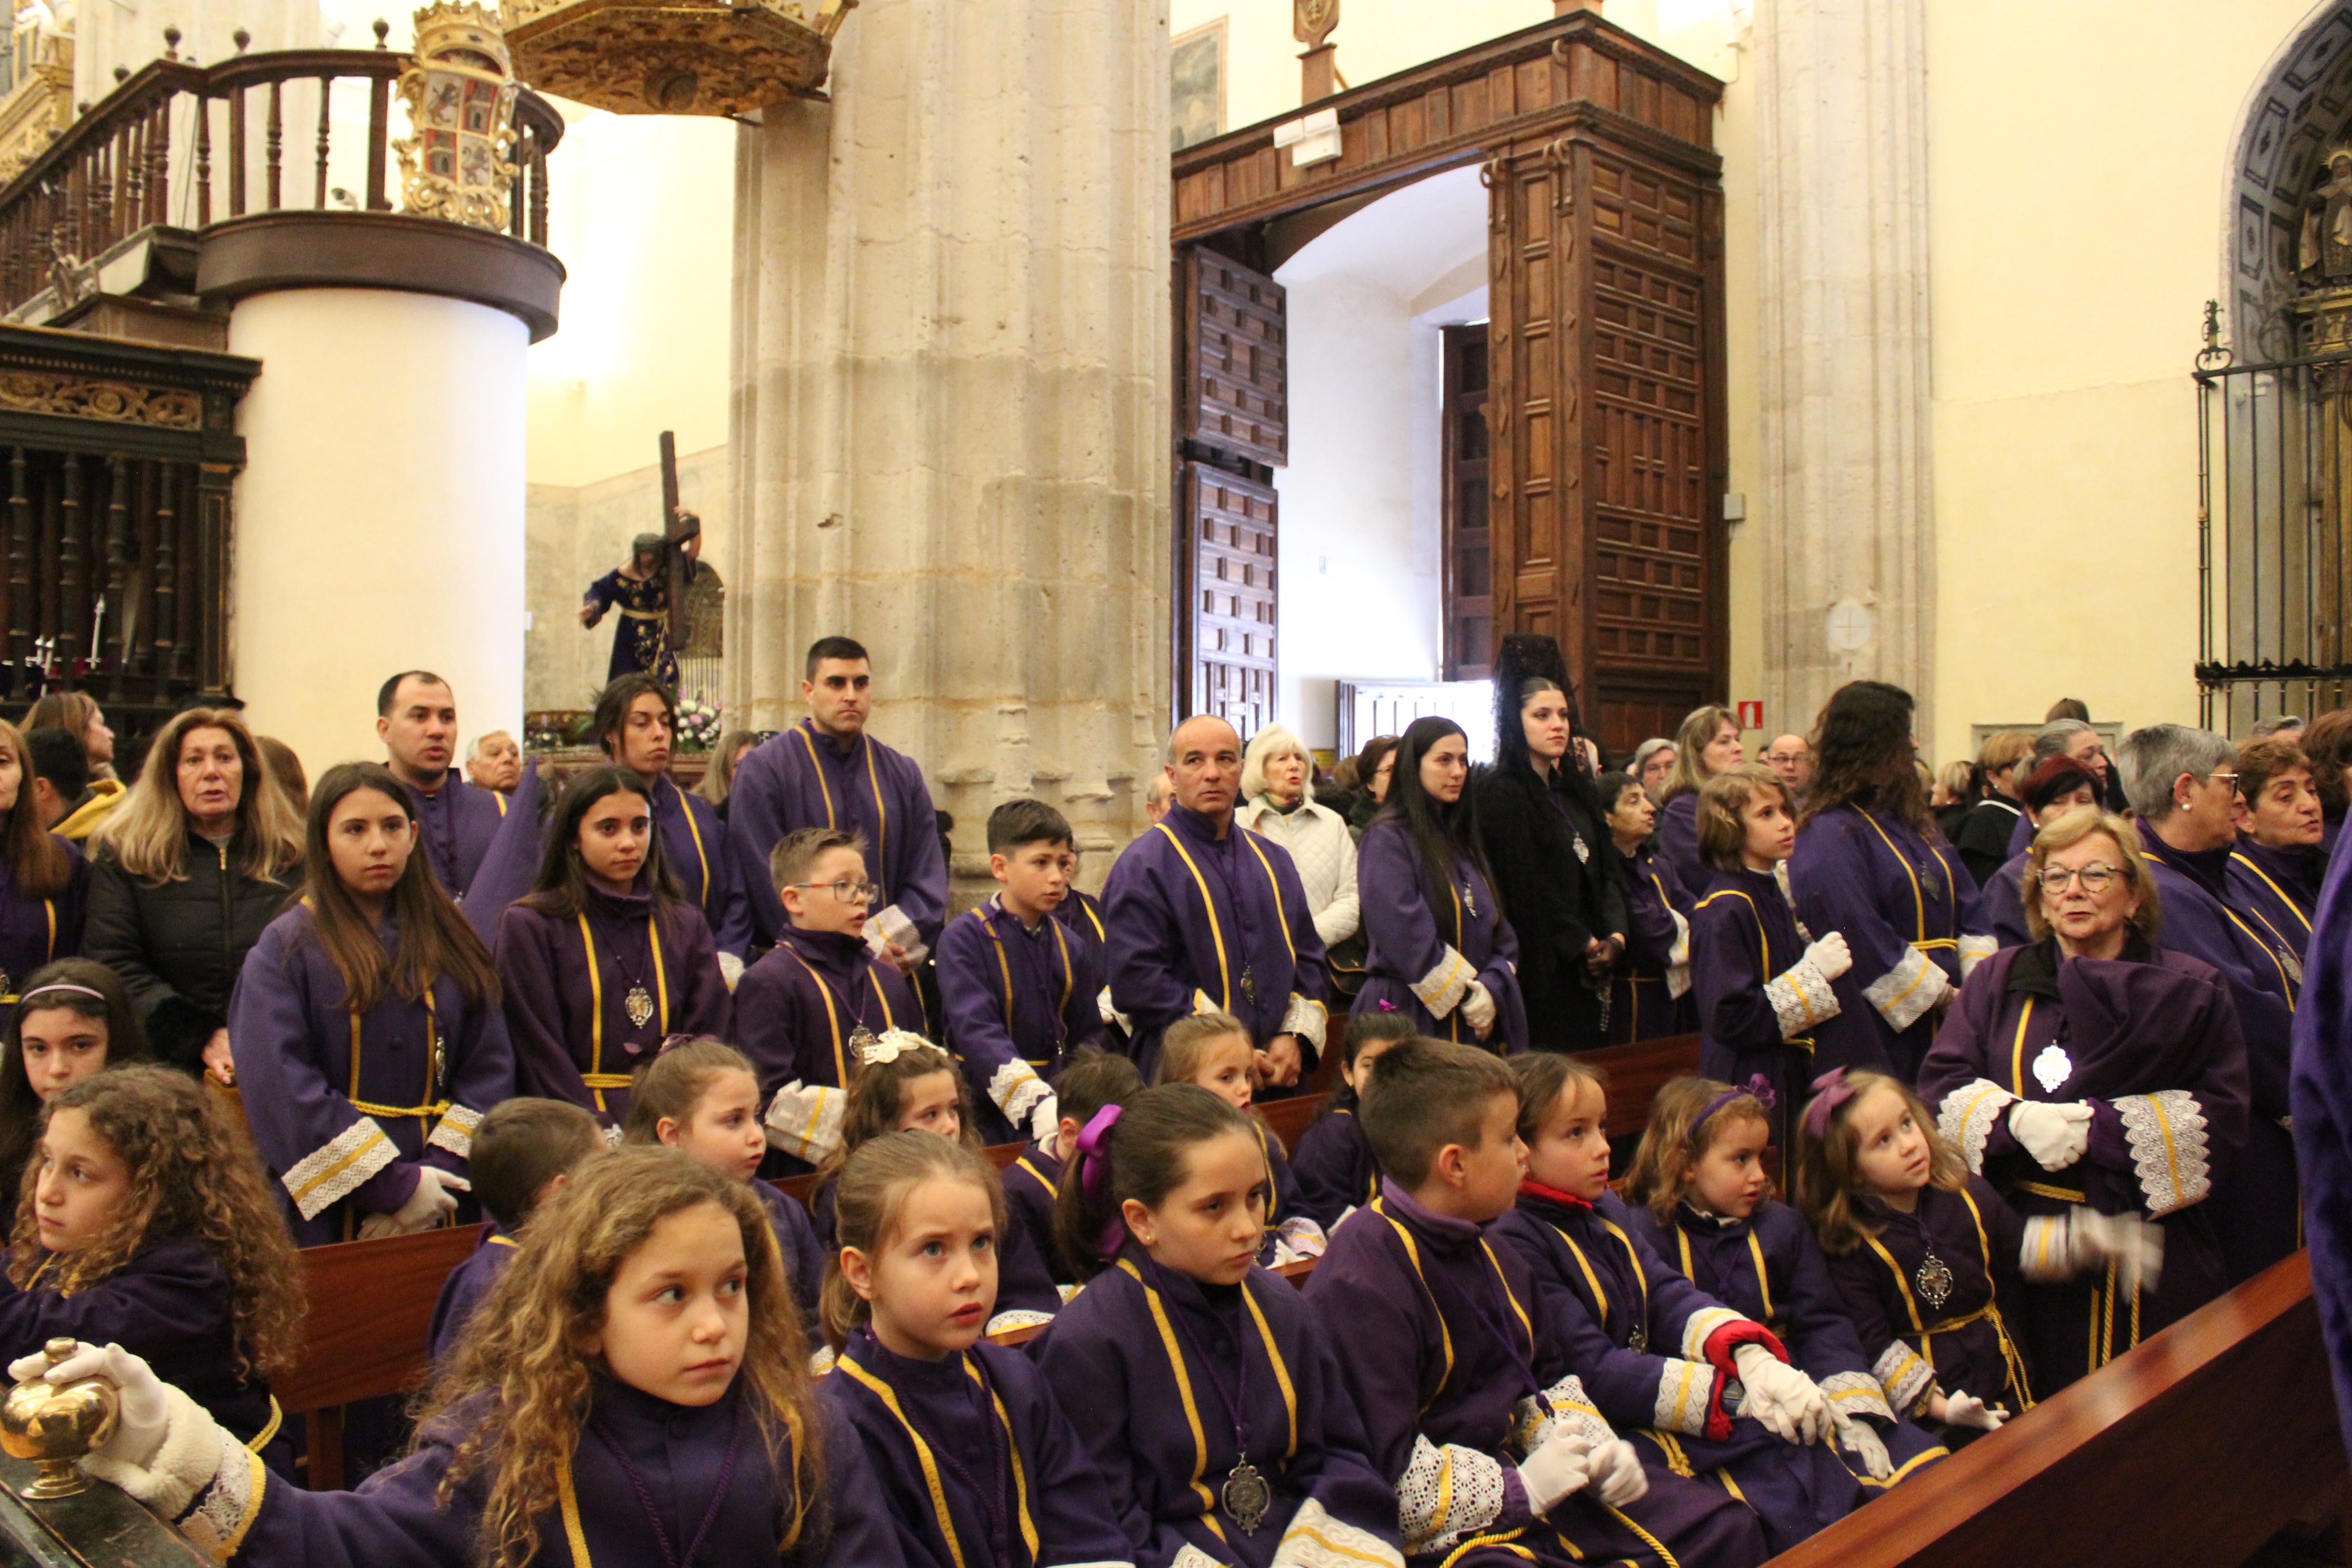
xmin=936 ymin=800 xmax=1107 ymax=1145
xmin=1306 ymin=1039 xmax=1769 ymax=1568
xmin=377 ymin=671 xmax=505 ymax=898
xmin=1293 ymin=1010 xmax=1414 ymax=1230
xmin=427 ymin=1098 xmax=602 ymax=1360
xmin=1103 ymin=716 xmax=1329 ymax=1084
xmin=592 ymin=673 xmax=753 ymax=962
xmin=2117 ymin=723 xmax=2302 ymax=1282
xmin=727 ymin=635 xmax=949 ymax=956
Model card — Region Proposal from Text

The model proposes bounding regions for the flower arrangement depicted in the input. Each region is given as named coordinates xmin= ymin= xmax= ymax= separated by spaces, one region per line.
xmin=674 ymin=694 xmax=723 ymax=752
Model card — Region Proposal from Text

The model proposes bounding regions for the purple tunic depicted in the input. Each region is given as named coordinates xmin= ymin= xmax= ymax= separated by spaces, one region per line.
xmin=1000 ymin=1143 xmax=1069 ymax=1286
xmin=936 ymin=897 xmax=1106 ymax=1143
xmin=1039 ymin=1252 xmax=1403 ymax=1568
xmin=1055 ymin=887 xmax=1109 ymax=955
xmin=181 ymin=1377 xmax=909 ymax=1568
xmin=1305 ymin=1186 xmax=1767 ymax=1568
xmin=753 ymin=1178 xmax=828 ymax=1334
xmin=1291 ymin=1097 xmax=1380 ymax=1231
xmin=822 ymin=1333 xmax=1130 ymax=1568
xmin=1101 ymin=805 xmax=1331 ymax=1079
xmin=2229 ymin=839 xmax=2321 ymax=965
xmin=1611 ymin=842 xmax=1692 ymax=1044
xmin=1657 ymin=791 xmax=1707 ymax=904
xmin=648 ymin=774 xmax=752 ymax=959
xmin=733 ymin=926 xmax=926 ymax=1097
xmin=1788 ymin=804 xmax=1991 ymax=1083
xmin=728 ymin=719 xmax=949 ymax=948
xmin=404 ymin=770 xmax=506 ymax=899
xmin=458 ymin=760 xmax=544 ymax=945
xmin=1984 ymin=852 xmax=2031 ymax=949
xmin=229 ymin=904 xmax=516 ymax=1247
xmin=491 ymin=882 xmax=731 ymax=1128
xmin=0 ymin=837 xmax=85 ymax=995
xmin=2293 ymin=799 xmax=2352 ymax=1462
xmin=426 ymin=1226 xmax=516 ymax=1361
xmin=1351 ymin=819 xmax=1527 ymax=1053
xmin=1916 ymin=940 xmax=2249 ymax=1387
xmin=2136 ymin=820 xmax=2301 ymax=1281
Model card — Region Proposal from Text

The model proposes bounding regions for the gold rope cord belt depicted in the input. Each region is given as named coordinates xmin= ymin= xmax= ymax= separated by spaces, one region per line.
xmin=347 ymin=1098 xmax=451 ymax=1120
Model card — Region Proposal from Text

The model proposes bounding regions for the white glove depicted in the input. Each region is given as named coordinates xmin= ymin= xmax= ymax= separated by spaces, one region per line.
xmin=1940 ymin=1389 xmax=2006 ymax=1431
xmin=10 ymin=1342 xmax=172 ymax=1468
xmin=1830 ymin=1408 xmax=1892 ymax=1480
xmin=1590 ymin=1437 xmax=1648 ymax=1507
xmin=1801 ymin=932 xmax=1852 ymax=980
xmin=2007 ymin=1100 xmax=2093 ymax=1171
xmin=1733 ymin=1343 xmax=1829 ymax=1444
xmin=383 ymin=1165 xmax=469 ymax=1235
xmin=1516 ymin=1430 xmax=1594 ymax=1516
xmin=2060 ymin=1206 xmax=2166 ymax=1295
xmin=1461 ymin=980 xmax=1497 ymax=1034
xmin=1027 ymin=1091 xmax=1061 ymax=1147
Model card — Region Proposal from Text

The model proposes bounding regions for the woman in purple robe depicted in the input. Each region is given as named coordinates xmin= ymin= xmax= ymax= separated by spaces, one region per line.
xmin=0 ymin=718 xmax=85 ymax=1000
xmin=1656 ymin=705 xmax=1745 ymax=898
xmin=1787 ymin=682 xmax=1994 ymax=1083
xmin=1597 ymin=771 xmax=1693 ymax=1043
xmin=492 ymin=765 xmax=730 ymax=1131
xmin=47 ymin=1148 xmax=906 ymax=1568
xmin=590 ymin=675 xmax=754 ymax=961
xmin=1919 ymin=809 xmax=2249 ymax=1390
xmin=231 ymin=763 xmax=514 ymax=1246
xmin=2230 ymin=736 xmax=2326 ymax=959
xmin=1354 ymin=716 xmax=1527 ymax=1052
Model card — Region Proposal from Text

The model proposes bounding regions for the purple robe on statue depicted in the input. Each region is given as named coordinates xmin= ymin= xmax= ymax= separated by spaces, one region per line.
xmin=727 ymin=718 xmax=950 ymax=948
xmin=822 ymin=1333 xmax=1132 ymax=1568
xmin=229 ymin=904 xmax=516 ymax=1247
xmin=1657 ymin=791 xmax=1707 ymax=905
xmin=936 ymin=896 xmax=1106 ymax=1144
xmin=647 ymin=773 xmax=752 ymax=959
xmin=2292 ymin=801 xmax=2352 ymax=1465
xmin=404 ymin=770 xmax=506 ymax=900
xmin=1305 ymin=1185 xmax=1768 ymax=1568
xmin=1038 ymin=1251 xmax=1404 ymax=1568
xmin=1101 ymin=804 xmax=1331 ymax=1080
xmin=734 ymin=925 xmax=926 ymax=1098
xmin=0 ymin=837 xmax=85 ymax=995
xmin=1351 ymin=818 xmax=1527 ymax=1053
xmin=1917 ymin=939 xmax=2248 ymax=1390
xmin=426 ymin=1226 xmax=516 ymax=1361
xmin=1000 ymin=1142 xmax=1069 ymax=1285
xmin=491 ymin=879 xmax=731 ymax=1129
xmin=1611 ymin=842 xmax=1692 ymax=1044
xmin=1788 ymin=805 xmax=1994 ymax=1083
xmin=2136 ymin=819 xmax=2302 ymax=1281
xmin=1291 ymin=1093 xmax=1380 ymax=1231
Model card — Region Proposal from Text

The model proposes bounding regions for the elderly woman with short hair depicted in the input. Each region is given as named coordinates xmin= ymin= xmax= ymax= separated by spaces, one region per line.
xmin=2229 ymin=736 xmax=2325 ymax=951
xmin=1234 ymin=724 xmax=1360 ymax=978
xmin=1920 ymin=808 xmax=2249 ymax=1392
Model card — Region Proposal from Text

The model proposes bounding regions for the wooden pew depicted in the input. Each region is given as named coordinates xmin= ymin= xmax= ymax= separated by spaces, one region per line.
xmin=1574 ymin=1031 xmax=1703 ymax=1138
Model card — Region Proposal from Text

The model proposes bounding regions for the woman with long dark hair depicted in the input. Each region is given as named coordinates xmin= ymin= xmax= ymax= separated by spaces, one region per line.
xmin=0 ymin=718 xmax=88 ymax=1002
xmin=230 ymin=762 xmax=516 ymax=1245
xmin=1787 ymin=681 xmax=1994 ymax=1081
xmin=1472 ymin=632 xmax=1626 ymax=1052
xmin=491 ymin=764 xmax=730 ymax=1129
xmin=1351 ymin=714 xmax=1527 ymax=1049
xmin=0 ymin=957 xmax=147 ymax=1198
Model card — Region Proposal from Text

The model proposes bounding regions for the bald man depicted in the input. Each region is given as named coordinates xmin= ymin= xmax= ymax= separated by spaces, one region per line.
xmin=1102 ymin=715 xmax=1330 ymax=1084
xmin=1763 ymin=733 xmax=1813 ymax=803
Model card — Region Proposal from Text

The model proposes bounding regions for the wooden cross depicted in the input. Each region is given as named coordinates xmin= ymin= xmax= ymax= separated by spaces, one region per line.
xmin=657 ymin=430 xmax=700 ymax=647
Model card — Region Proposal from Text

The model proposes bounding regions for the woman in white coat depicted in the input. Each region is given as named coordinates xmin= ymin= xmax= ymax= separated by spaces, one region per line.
xmin=1234 ymin=724 xmax=1362 ymax=1000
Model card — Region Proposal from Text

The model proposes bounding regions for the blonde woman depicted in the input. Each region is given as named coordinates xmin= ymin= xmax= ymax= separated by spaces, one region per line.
xmin=1234 ymin=724 xmax=1360 ymax=971
xmin=1658 ymin=703 xmax=1745 ymax=893
xmin=86 ymin=708 xmax=304 ymax=1084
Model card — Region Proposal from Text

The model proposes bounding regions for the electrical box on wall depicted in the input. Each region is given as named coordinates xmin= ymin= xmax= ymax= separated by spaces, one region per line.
xmin=1274 ymin=108 xmax=1342 ymax=166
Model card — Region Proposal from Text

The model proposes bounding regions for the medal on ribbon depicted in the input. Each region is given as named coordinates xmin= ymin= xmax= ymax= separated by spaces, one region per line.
xmin=2031 ymin=1044 xmax=2073 ymax=1095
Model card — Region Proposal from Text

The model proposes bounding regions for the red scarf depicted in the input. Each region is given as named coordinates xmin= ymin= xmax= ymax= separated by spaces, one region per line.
xmin=1519 ymin=1178 xmax=1594 ymax=1210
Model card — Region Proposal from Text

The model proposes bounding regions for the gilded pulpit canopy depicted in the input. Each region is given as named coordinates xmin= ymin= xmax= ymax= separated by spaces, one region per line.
xmin=501 ymin=0 xmax=853 ymax=115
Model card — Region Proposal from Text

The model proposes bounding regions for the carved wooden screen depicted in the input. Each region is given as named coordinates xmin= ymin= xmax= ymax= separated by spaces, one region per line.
xmin=1178 ymin=461 xmax=1277 ymax=736
xmin=1440 ymin=323 xmax=1493 ymax=681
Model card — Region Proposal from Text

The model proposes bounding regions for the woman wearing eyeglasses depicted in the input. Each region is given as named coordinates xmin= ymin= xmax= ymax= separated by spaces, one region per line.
xmin=1919 ymin=807 xmax=2250 ymax=1393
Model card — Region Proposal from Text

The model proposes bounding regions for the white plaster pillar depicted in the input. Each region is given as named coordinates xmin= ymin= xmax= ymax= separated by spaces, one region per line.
xmin=1753 ymin=0 xmax=1935 ymax=735
xmin=229 ymin=288 xmax=527 ymax=775
xmin=729 ymin=0 xmax=1171 ymax=894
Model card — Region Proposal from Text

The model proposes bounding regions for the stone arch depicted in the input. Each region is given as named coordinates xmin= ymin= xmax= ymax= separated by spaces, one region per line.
xmin=2227 ymin=2 xmax=2352 ymax=360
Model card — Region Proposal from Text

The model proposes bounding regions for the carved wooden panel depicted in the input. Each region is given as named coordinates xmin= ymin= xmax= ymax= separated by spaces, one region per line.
xmin=1181 ymin=248 xmax=1287 ymax=467
xmin=1487 ymin=138 xmax=1583 ymax=663
xmin=1179 ymin=461 xmax=1278 ymax=735
xmin=1441 ymin=323 xmax=1492 ymax=680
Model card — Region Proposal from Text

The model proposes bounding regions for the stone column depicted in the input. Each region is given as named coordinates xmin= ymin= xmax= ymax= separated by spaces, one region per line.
xmin=1753 ymin=0 xmax=1934 ymax=735
xmin=728 ymin=0 xmax=1171 ymax=899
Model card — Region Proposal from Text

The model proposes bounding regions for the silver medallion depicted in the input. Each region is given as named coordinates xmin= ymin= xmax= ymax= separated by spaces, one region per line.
xmin=1627 ymin=1324 xmax=1648 ymax=1354
xmin=1921 ymin=869 xmax=1943 ymax=901
xmin=1464 ymin=882 xmax=1479 ymax=918
xmin=848 ymin=1024 xmax=878 ymax=1056
xmin=1239 ymin=965 xmax=1258 ymax=1006
xmin=2284 ymin=947 xmax=2305 ymax=987
xmin=1222 ymin=1458 xmax=1271 ymax=1535
xmin=2031 ymin=1044 xmax=2073 ymax=1096
xmin=624 ymin=984 xmax=655 ymax=1030
xmin=1915 ymin=1250 xmax=1955 ymax=1311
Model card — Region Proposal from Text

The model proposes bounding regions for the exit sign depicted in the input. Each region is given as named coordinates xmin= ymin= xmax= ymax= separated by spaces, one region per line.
xmin=1737 ymin=701 xmax=1764 ymax=730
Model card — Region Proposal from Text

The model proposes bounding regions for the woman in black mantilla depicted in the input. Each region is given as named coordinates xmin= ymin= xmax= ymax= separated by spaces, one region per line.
xmin=579 ymin=509 xmax=701 ymax=686
xmin=1472 ymin=632 xmax=1629 ymax=1052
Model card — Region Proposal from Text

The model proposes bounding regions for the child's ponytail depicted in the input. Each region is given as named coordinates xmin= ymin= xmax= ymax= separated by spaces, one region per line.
xmin=1051 ymin=1083 xmax=1250 ymax=1281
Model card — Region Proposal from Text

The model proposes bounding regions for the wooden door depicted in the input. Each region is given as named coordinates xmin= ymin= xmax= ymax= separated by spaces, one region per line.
xmin=1441 ymin=323 xmax=1493 ymax=680
xmin=1179 ymin=461 xmax=1277 ymax=735
xmin=1180 ymin=248 xmax=1287 ymax=466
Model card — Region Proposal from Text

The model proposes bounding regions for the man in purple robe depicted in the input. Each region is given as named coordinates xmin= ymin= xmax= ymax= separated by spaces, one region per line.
xmin=593 ymin=673 xmax=752 ymax=964
xmin=726 ymin=635 xmax=948 ymax=961
xmin=2117 ymin=723 xmax=2301 ymax=1282
xmin=1102 ymin=715 xmax=1330 ymax=1085
xmin=377 ymin=671 xmax=506 ymax=899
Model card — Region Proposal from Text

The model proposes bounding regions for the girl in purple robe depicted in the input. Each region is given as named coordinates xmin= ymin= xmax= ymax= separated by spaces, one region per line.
xmin=622 ymin=1039 xmax=828 ymax=1336
xmin=1042 ymin=1083 xmax=1408 ymax=1568
xmin=231 ymin=762 xmax=516 ymax=1246
xmin=1291 ymin=1009 xmax=1413 ymax=1230
xmin=1 ymin=1067 xmax=303 ymax=1472
xmin=1004 ymin=1048 xmax=1142 ymax=1287
xmin=1787 ymin=683 xmax=1995 ymax=1083
xmin=492 ymin=765 xmax=732 ymax=1131
xmin=1353 ymin=717 xmax=1528 ymax=1052
xmin=46 ymin=1147 xmax=907 ymax=1568
xmin=0 ymin=959 xmax=149 ymax=1198
xmin=1918 ymin=809 xmax=2247 ymax=1390
xmin=1157 ymin=1012 xmax=1325 ymax=1264
xmin=0 ymin=718 xmax=85 ymax=999
xmin=820 ymin=1131 xmax=1132 ymax=1568
xmin=1656 ymin=705 xmax=1745 ymax=898
xmin=1597 ymin=771 xmax=1693 ymax=1043
xmin=1494 ymin=1055 xmax=1884 ymax=1555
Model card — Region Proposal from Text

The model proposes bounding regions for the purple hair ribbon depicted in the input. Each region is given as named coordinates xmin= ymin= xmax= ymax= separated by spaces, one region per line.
xmin=1694 ymin=1074 xmax=1777 ymax=1134
xmin=1801 ymin=1068 xmax=1856 ymax=1143
xmin=1375 ymin=999 xmax=1399 ymax=1013
xmin=1076 ymin=1104 xmax=1127 ymax=1261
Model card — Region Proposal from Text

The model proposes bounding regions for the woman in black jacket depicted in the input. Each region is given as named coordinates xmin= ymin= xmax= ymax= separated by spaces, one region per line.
xmin=1472 ymin=632 xmax=1628 ymax=1052
xmin=85 ymin=708 xmax=305 ymax=1081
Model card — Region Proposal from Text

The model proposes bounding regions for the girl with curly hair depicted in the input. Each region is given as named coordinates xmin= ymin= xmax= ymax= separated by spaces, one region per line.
xmin=0 ymin=1064 xmax=303 ymax=1472
xmin=22 ymin=1146 xmax=904 ymax=1568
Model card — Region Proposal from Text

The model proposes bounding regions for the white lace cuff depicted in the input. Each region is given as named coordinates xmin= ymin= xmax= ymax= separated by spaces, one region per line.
xmin=1765 ymin=960 xmax=1840 ymax=1040
xmin=1280 ymin=993 xmax=1328 ymax=1050
xmin=1936 ymin=1078 xmax=2016 ymax=1175
xmin=1099 ymin=986 xmax=1127 ymax=1031
xmin=2114 ymin=1090 xmax=2212 ymax=1216
xmin=1861 ymin=946 xmax=1949 ymax=1033
xmin=281 ymin=1116 xmax=398 ymax=1220
xmin=1409 ymin=946 xmax=1475 ymax=1018
xmin=1678 ymin=1303 xmax=1746 ymax=1361
xmin=1652 ymin=1357 xmax=1717 ymax=1435
xmin=1666 ymin=909 xmax=1693 ymax=1000
xmin=1397 ymin=1433 xmax=1506 ymax=1555
xmin=1957 ymin=934 xmax=1996 ymax=979
xmin=427 ymin=1103 xmax=483 ymax=1160
xmin=987 ymin=1059 xmax=1050 ymax=1122
xmin=2018 ymin=1215 xmax=2072 ymax=1283
xmin=717 ymin=948 xmax=744 ymax=990
xmin=985 ymin=1309 xmax=1054 ymax=1335
xmin=765 ymin=1080 xmax=845 ymax=1165
xmin=1521 ymin=1375 xmax=1615 ymax=1451
xmin=1871 ymin=1341 xmax=1936 ymax=1415
xmin=1276 ymin=1215 xmax=1328 ymax=1259
xmin=1273 ymin=1496 xmax=1404 ymax=1568
xmin=1819 ymin=1369 xmax=1895 ymax=1425
xmin=1171 ymin=1546 xmax=1226 ymax=1568
xmin=84 ymin=1386 xmax=261 ymax=1559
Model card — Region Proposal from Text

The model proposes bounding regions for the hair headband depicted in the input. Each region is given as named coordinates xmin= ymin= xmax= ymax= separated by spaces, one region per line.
xmin=855 ymin=1029 xmax=931 ymax=1067
xmin=15 ymin=984 xmax=103 ymax=1010
xmin=1801 ymin=1068 xmax=1857 ymax=1143
xmin=1694 ymin=1075 xmax=1776 ymax=1136
xmin=1075 ymin=1105 xmax=1126 ymax=1262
